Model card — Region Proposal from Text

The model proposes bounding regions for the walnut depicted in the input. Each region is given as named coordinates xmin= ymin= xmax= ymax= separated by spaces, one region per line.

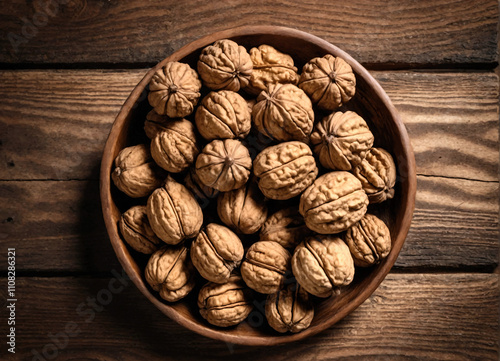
xmin=265 ymin=283 xmax=314 ymax=333
xmin=246 ymin=44 xmax=299 ymax=95
xmin=184 ymin=168 xmax=219 ymax=203
xmin=144 ymin=110 xmax=170 ymax=139
xmin=111 ymin=144 xmax=166 ymax=198
xmin=217 ymin=180 xmax=268 ymax=235
xmin=119 ymin=205 xmax=162 ymax=254
xmin=344 ymin=214 xmax=392 ymax=267
xmin=195 ymin=90 xmax=251 ymax=141
xmin=259 ymin=207 xmax=311 ymax=249
xmin=298 ymin=54 xmax=355 ymax=111
xmin=352 ymin=148 xmax=396 ymax=203
xmin=241 ymin=241 xmax=291 ymax=294
xmin=146 ymin=175 xmax=203 ymax=245
xmin=148 ymin=61 xmax=202 ymax=118
xmin=195 ymin=139 xmax=252 ymax=192
xmin=292 ymin=235 xmax=354 ymax=298
xmin=198 ymin=274 xmax=253 ymax=327
xmin=145 ymin=245 xmax=196 ymax=302
xmin=190 ymin=223 xmax=244 ymax=284
xmin=252 ymin=83 xmax=314 ymax=142
xmin=299 ymin=171 xmax=368 ymax=234
xmin=310 ymin=111 xmax=374 ymax=171
xmin=150 ymin=118 xmax=199 ymax=173
xmin=197 ymin=39 xmax=253 ymax=91
xmin=253 ymin=141 xmax=318 ymax=200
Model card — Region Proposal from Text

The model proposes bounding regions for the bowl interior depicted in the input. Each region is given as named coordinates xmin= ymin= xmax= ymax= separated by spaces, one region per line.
xmin=100 ymin=26 xmax=416 ymax=346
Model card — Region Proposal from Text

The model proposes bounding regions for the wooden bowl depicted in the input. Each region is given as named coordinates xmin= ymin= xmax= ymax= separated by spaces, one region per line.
xmin=100 ymin=25 xmax=417 ymax=346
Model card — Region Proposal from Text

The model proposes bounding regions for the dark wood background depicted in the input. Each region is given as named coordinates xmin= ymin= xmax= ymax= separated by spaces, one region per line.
xmin=0 ymin=0 xmax=498 ymax=360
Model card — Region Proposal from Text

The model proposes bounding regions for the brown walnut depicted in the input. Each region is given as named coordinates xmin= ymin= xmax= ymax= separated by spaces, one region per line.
xmin=292 ymin=235 xmax=354 ymax=298
xmin=184 ymin=168 xmax=219 ymax=203
xmin=119 ymin=205 xmax=162 ymax=254
xmin=111 ymin=144 xmax=166 ymax=198
xmin=197 ymin=39 xmax=253 ymax=91
xmin=299 ymin=171 xmax=368 ymax=234
xmin=253 ymin=141 xmax=318 ymax=200
xmin=148 ymin=61 xmax=202 ymax=118
xmin=144 ymin=110 xmax=170 ymax=139
xmin=190 ymin=223 xmax=244 ymax=284
xmin=146 ymin=176 xmax=203 ymax=245
xmin=259 ymin=207 xmax=311 ymax=249
xmin=298 ymin=54 xmax=356 ymax=111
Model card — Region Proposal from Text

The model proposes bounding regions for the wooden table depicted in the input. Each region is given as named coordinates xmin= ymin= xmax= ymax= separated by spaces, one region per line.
xmin=1 ymin=1 xmax=498 ymax=360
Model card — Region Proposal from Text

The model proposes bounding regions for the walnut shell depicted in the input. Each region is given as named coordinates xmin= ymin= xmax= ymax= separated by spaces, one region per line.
xmin=145 ymin=245 xmax=196 ymax=302
xmin=197 ymin=39 xmax=253 ymax=91
xmin=195 ymin=139 xmax=252 ymax=192
xmin=298 ymin=54 xmax=356 ymax=111
xmin=352 ymin=148 xmax=397 ymax=203
xmin=148 ymin=61 xmax=202 ymax=118
xmin=111 ymin=144 xmax=166 ymax=198
xmin=299 ymin=171 xmax=368 ymax=234
xmin=310 ymin=111 xmax=374 ymax=171
xmin=150 ymin=118 xmax=199 ymax=173
xmin=344 ymin=214 xmax=392 ymax=267
xmin=190 ymin=223 xmax=244 ymax=284
xmin=144 ymin=110 xmax=170 ymax=139
xmin=146 ymin=176 xmax=203 ymax=245
xmin=217 ymin=180 xmax=268 ymax=234
xmin=184 ymin=168 xmax=219 ymax=203
xmin=119 ymin=205 xmax=162 ymax=254
xmin=252 ymin=83 xmax=314 ymax=142
xmin=253 ymin=141 xmax=318 ymax=200
xmin=247 ymin=44 xmax=299 ymax=95
xmin=241 ymin=241 xmax=291 ymax=294
xmin=195 ymin=90 xmax=251 ymax=141
xmin=265 ymin=283 xmax=314 ymax=333
xmin=292 ymin=235 xmax=354 ymax=298
xmin=198 ymin=274 xmax=254 ymax=327
xmin=259 ymin=207 xmax=311 ymax=249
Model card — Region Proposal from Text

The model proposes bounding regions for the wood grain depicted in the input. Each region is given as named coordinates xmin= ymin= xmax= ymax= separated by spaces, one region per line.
xmin=0 ymin=0 xmax=497 ymax=67
xmin=0 ymin=274 xmax=497 ymax=360
xmin=0 ymin=70 xmax=497 ymax=182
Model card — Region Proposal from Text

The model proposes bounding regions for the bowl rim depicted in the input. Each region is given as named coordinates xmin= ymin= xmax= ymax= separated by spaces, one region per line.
xmin=100 ymin=25 xmax=417 ymax=346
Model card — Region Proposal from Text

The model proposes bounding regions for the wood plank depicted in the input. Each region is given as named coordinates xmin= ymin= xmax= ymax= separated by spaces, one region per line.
xmin=0 ymin=70 xmax=498 ymax=182
xmin=0 ymin=175 xmax=497 ymax=273
xmin=0 ymin=0 xmax=497 ymax=66
xmin=0 ymin=274 xmax=497 ymax=360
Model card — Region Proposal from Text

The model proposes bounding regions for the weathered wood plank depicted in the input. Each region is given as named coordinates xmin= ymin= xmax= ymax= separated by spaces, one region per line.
xmin=0 ymin=0 xmax=497 ymax=66
xmin=0 ymin=274 xmax=497 ymax=360
xmin=0 ymin=70 xmax=498 ymax=182
xmin=0 ymin=174 xmax=497 ymax=273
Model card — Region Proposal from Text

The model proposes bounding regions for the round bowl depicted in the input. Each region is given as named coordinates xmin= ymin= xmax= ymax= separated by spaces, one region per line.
xmin=100 ymin=25 xmax=417 ymax=346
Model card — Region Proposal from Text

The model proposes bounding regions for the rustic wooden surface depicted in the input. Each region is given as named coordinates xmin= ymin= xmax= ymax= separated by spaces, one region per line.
xmin=0 ymin=0 xmax=498 ymax=360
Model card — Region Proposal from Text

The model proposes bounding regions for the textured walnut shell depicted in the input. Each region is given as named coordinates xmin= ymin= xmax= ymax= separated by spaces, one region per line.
xmin=247 ymin=44 xmax=299 ymax=95
xmin=198 ymin=274 xmax=254 ymax=327
xmin=298 ymin=54 xmax=356 ymax=111
xmin=150 ymin=118 xmax=199 ymax=173
xmin=111 ymin=144 xmax=166 ymax=198
xmin=145 ymin=245 xmax=196 ymax=302
xmin=190 ymin=223 xmax=244 ymax=284
xmin=197 ymin=39 xmax=253 ymax=91
xmin=241 ymin=241 xmax=291 ymax=294
xmin=252 ymin=83 xmax=314 ymax=142
xmin=344 ymin=214 xmax=392 ymax=267
xmin=195 ymin=139 xmax=252 ymax=192
xmin=259 ymin=207 xmax=311 ymax=249
xmin=195 ymin=90 xmax=251 ymax=141
xmin=292 ymin=235 xmax=354 ymax=298
xmin=146 ymin=176 xmax=203 ymax=245
xmin=217 ymin=180 xmax=268 ymax=234
xmin=184 ymin=168 xmax=219 ymax=203
xmin=253 ymin=141 xmax=318 ymax=200
xmin=119 ymin=205 xmax=162 ymax=254
xmin=265 ymin=283 xmax=314 ymax=333
xmin=144 ymin=110 xmax=171 ymax=139
xmin=299 ymin=171 xmax=368 ymax=234
xmin=310 ymin=111 xmax=374 ymax=171
xmin=148 ymin=61 xmax=202 ymax=118
xmin=352 ymin=148 xmax=397 ymax=203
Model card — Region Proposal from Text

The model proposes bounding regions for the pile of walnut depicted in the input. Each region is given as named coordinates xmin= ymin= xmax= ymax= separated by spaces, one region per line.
xmin=113 ymin=40 xmax=397 ymax=333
